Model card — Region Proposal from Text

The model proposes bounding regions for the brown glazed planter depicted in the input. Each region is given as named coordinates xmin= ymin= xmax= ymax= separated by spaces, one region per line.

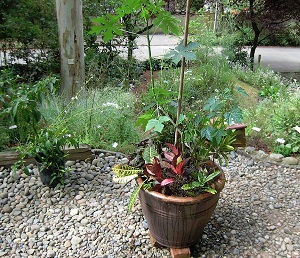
xmin=137 ymin=161 xmax=225 ymax=248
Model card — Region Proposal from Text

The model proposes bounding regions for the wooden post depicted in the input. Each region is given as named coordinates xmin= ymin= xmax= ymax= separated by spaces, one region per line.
xmin=258 ymin=54 xmax=262 ymax=66
xmin=226 ymin=123 xmax=247 ymax=148
xmin=56 ymin=0 xmax=85 ymax=100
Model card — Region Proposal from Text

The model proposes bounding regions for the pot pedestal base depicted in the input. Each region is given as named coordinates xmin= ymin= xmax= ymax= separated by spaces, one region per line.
xmin=170 ymin=248 xmax=191 ymax=258
xmin=149 ymin=232 xmax=191 ymax=258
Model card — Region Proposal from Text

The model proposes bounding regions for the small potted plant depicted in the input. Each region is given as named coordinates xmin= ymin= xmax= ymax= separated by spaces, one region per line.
xmin=14 ymin=125 xmax=79 ymax=187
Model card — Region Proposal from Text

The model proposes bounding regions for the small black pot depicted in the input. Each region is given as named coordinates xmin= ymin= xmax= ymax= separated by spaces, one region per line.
xmin=36 ymin=162 xmax=63 ymax=188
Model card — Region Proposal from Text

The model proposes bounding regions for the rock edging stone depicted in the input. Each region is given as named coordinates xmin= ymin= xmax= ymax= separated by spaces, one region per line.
xmin=237 ymin=146 xmax=300 ymax=169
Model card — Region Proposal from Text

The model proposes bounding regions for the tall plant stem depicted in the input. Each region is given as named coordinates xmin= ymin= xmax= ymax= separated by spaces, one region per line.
xmin=146 ymin=20 xmax=155 ymax=92
xmin=174 ymin=0 xmax=191 ymax=144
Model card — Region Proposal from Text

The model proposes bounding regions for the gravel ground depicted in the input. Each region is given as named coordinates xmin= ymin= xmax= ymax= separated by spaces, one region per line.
xmin=0 ymin=151 xmax=299 ymax=258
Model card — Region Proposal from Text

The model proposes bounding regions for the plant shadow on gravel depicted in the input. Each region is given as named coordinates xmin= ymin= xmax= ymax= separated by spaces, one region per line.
xmin=190 ymin=205 xmax=263 ymax=257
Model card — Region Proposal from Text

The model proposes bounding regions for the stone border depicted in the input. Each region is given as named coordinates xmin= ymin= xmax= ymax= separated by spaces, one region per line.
xmin=91 ymin=147 xmax=300 ymax=170
xmin=236 ymin=146 xmax=300 ymax=169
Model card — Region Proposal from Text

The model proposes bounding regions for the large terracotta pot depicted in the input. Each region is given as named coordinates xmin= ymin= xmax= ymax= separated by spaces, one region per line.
xmin=137 ymin=161 xmax=225 ymax=248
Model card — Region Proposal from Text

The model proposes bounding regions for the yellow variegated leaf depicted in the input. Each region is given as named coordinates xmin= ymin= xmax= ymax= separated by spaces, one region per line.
xmin=112 ymin=164 xmax=142 ymax=177
xmin=113 ymin=174 xmax=138 ymax=184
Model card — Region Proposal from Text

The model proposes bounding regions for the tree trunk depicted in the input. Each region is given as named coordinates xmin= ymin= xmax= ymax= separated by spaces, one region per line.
xmin=165 ymin=0 xmax=177 ymax=14
xmin=249 ymin=29 xmax=259 ymax=70
xmin=56 ymin=0 xmax=85 ymax=100
xmin=249 ymin=0 xmax=261 ymax=70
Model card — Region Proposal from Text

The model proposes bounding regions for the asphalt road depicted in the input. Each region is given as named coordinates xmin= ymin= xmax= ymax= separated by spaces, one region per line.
xmin=135 ymin=35 xmax=300 ymax=73
xmin=1 ymin=34 xmax=299 ymax=74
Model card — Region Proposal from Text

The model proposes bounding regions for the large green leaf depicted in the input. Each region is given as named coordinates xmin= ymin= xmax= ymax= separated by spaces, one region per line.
xmin=213 ymin=128 xmax=227 ymax=145
xmin=136 ymin=112 xmax=154 ymax=131
xmin=90 ymin=14 xmax=123 ymax=42
xmin=165 ymin=41 xmax=200 ymax=64
xmin=145 ymin=116 xmax=171 ymax=133
xmin=142 ymin=146 xmax=159 ymax=164
xmin=117 ymin=0 xmax=141 ymax=16
xmin=153 ymin=11 xmax=180 ymax=35
xmin=203 ymin=97 xmax=223 ymax=112
xmin=224 ymin=107 xmax=243 ymax=124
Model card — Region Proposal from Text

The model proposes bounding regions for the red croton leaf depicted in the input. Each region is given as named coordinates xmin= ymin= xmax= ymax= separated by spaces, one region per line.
xmin=161 ymin=178 xmax=175 ymax=186
xmin=164 ymin=151 xmax=175 ymax=162
xmin=174 ymin=160 xmax=185 ymax=175
xmin=145 ymin=157 xmax=162 ymax=180
xmin=165 ymin=143 xmax=180 ymax=156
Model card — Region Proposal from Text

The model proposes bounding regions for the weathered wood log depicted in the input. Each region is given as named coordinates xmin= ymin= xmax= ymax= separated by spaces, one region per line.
xmin=0 ymin=144 xmax=94 ymax=168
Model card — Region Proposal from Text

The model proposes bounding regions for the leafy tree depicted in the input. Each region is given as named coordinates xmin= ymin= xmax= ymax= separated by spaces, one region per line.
xmin=0 ymin=0 xmax=59 ymax=78
xmin=226 ymin=0 xmax=300 ymax=68
xmin=90 ymin=0 xmax=180 ymax=81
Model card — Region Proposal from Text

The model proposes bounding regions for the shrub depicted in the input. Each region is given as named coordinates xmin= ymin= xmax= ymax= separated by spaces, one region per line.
xmin=39 ymin=87 xmax=140 ymax=153
xmin=0 ymin=69 xmax=57 ymax=146
xmin=243 ymin=85 xmax=300 ymax=156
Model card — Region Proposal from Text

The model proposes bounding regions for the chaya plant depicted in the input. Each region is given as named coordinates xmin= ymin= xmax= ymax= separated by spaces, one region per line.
xmin=109 ymin=0 xmax=243 ymax=211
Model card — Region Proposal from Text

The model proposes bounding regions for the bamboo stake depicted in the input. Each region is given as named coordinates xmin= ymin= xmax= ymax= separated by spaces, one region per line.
xmin=174 ymin=0 xmax=191 ymax=144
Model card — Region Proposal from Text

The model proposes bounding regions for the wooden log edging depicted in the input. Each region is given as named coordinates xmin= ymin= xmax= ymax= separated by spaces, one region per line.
xmin=0 ymin=144 xmax=94 ymax=168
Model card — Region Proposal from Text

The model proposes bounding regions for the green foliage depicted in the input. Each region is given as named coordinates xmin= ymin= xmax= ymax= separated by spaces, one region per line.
xmin=166 ymin=41 xmax=200 ymax=64
xmin=90 ymin=0 xmax=180 ymax=43
xmin=274 ymin=142 xmax=300 ymax=157
xmin=0 ymin=69 xmax=57 ymax=145
xmin=183 ymin=91 xmax=242 ymax=165
xmin=14 ymin=121 xmax=79 ymax=185
xmin=182 ymin=169 xmax=220 ymax=194
xmin=38 ymin=87 xmax=140 ymax=152
xmin=85 ymin=49 xmax=144 ymax=88
xmin=189 ymin=11 xmax=219 ymax=61
xmin=0 ymin=0 xmax=59 ymax=76
xmin=141 ymin=58 xmax=178 ymax=71
xmin=235 ymin=66 xmax=290 ymax=94
xmin=262 ymin=22 xmax=300 ymax=47
xmin=243 ymin=80 xmax=300 ymax=156
xmin=258 ymin=85 xmax=280 ymax=101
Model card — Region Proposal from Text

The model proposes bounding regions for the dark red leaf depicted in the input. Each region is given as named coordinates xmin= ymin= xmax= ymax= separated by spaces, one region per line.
xmin=165 ymin=143 xmax=179 ymax=156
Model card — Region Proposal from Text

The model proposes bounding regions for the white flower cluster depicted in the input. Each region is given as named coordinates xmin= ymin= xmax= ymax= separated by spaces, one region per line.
xmin=102 ymin=102 xmax=119 ymax=109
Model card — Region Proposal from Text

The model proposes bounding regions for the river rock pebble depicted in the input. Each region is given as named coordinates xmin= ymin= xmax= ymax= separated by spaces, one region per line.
xmin=0 ymin=150 xmax=299 ymax=257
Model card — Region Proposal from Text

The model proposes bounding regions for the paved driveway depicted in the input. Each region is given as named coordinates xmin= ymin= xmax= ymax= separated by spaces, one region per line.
xmin=254 ymin=46 xmax=300 ymax=73
xmin=135 ymin=35 xmax=300 ymax=73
